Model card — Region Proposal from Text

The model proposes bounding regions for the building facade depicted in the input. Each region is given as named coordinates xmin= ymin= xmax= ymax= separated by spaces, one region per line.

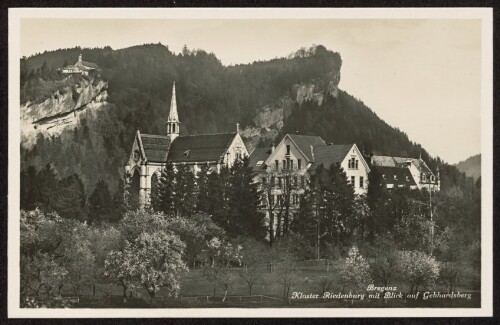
xmin=61 ymin=54 xmax=100 ymax=76
xmin=370 ymin=155 xmax=440 ymax=191
xmin=125 ymin=83 xmax=248 ymax=208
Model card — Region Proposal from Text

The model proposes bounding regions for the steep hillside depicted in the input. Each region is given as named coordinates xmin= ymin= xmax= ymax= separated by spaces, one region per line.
xmin=20 ymin=43 xmax=469 ymax=196
xmin=455 ymin=154 xmax=481 ymax=180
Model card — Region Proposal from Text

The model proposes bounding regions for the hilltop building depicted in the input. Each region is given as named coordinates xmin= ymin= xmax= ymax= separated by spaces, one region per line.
xmin=125 ymin=83 xmax=248 ymax=208
xmin=62 ymin=54 xmax=100 ymax=76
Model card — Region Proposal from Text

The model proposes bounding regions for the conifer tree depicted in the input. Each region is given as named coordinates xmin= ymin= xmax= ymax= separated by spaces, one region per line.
xmin=196 ymin=164 xmax=211 ymax=213
xmin=174 ymin=164 xmax=197 ymax=217
xmin=88 ymin=179 xmax=113 ymax=224
xmin=54 ymin=174 xmax=87 ymax=221
xmin=154 ymin=161 xmax=176 ymax=216
xmin=228 ymin=157 xmax=265 ymax=238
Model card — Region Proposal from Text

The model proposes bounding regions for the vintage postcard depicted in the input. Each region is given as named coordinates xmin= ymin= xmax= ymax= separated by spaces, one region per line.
xmin=8 ymin=7 xmax=493 ymax=318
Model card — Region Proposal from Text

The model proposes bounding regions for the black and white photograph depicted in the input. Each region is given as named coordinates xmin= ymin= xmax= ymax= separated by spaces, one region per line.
xmin=7 ymin=7 xmax=493 ymax=318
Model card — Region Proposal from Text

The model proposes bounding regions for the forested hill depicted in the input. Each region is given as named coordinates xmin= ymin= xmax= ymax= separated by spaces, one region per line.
xmin=455 ymin=154 xmax=481 ymax=180
xmin=20 ymin=43 xmax=472 ymax=196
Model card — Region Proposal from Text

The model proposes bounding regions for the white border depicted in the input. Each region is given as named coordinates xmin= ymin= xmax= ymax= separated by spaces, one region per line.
xmin=8 ymin=7 xmax=493 ymax=318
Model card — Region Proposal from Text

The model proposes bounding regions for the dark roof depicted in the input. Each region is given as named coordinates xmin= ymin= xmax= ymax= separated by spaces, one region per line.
xmin=249 ymin=147 xmax=272 ymax=171
xmin=140 ymin=134 xmax=171 ymax=163
xmin=310 ymin=144 xmax=353 ymax=171
xmin=167 ymin=133 xmax=236 ymax=162
xmin=373 ymin=166 xmax=417 ymax=187
xmin=287 ymin=134 xmax=326 ymax=161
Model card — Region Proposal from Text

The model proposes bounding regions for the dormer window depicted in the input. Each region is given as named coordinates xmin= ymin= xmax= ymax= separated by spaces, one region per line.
xmin=256 ymin=160 xmax=264 ymax=166
xmin=394 ymin=175 xmax=397 ymax=180
xmin=184 ymin=150 xmax=190 ymax=157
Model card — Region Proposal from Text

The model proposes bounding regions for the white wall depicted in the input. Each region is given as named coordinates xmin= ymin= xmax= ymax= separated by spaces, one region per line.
xmin=340 ymin=145 xmax=369 ymax=195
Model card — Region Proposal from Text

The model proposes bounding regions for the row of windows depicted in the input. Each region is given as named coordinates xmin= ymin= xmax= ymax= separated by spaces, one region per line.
xmin=348 ymin=158 xmax=359 ymax=169
xmin=262 ymin=176 xmax=307 ymax=188
xmin=266 ymin=193 xmax=301 ymax=207
xmin=274 ymin=158 xmax=302 ymax=170
xmin=350 ymin=176 xmax=364 ymax=188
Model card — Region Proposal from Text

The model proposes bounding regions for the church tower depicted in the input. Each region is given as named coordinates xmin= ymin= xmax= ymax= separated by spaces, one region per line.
xmin=166 ymin=82 xmax=180 ymax=142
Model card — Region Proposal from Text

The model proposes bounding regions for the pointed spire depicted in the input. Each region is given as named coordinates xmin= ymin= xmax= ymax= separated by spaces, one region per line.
xmin=167 ymin=82 xmax=178 ymax=122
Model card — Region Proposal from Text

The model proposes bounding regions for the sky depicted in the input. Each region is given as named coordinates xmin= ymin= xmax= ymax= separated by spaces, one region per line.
xmin=20 ymin=18 xmax=482 ymax=164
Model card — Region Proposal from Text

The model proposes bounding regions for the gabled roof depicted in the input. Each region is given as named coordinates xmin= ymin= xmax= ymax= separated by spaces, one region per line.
xmin=371 ymin=155 xmax=434 ymax=175
xmin=287 ymin=134 xmax=326 ymax=162
xmin=167 ymin=133 xmax=236 ymax=162
xmin=249 ymin=147 xmax=273 ymax=172
xmin=310 ymin=144 xmax=353 ymax=170
xmin=373 ymin=166 xmax=417 ymax=187
xmin=76 ymin=60 xmax=100 ymax=70
xmin=139 ymin=133 xmax=171 ymax=163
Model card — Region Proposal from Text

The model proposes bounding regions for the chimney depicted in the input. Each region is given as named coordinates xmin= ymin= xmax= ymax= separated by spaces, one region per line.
xmin=369 ymin=152 xmax=374 ymax=164
xmin=271 ymin=143 xmax=275 ymax=152
xmin=78 ymin=54 xmax=82 ymax=62
xmin=236 ymin=122 xmax=240 ymax=134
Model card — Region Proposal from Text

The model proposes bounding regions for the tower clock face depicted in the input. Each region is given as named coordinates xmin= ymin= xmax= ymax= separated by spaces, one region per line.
xmin=133 ymin=150 xmax=140 ymax=162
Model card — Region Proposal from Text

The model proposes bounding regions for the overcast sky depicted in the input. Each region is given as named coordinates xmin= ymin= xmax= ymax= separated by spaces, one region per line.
xmin=20 ymin=19 xmax=481 ymax=164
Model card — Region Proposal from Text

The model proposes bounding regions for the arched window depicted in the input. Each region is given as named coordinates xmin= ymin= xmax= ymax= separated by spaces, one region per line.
xmin=172 ymin=123 xmax=176 ymax=133
xmin=130 ymin=169 xmax=141 ymax=209
xmin=150 ymin=172 xmax=159 ymax=210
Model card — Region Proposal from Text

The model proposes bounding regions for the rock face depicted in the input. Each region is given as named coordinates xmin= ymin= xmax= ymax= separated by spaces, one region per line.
xmin=21 ymin=77 xmax=109 ymax=149
xmin=242 ymin=67 xmax=341 ymax=149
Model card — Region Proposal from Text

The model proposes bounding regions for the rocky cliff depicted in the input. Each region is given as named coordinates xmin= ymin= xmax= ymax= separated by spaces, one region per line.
xmin=21 ymin=77 xmax=109 ymax=149
xmin=241 ymin=67 xmax=341 ymax=151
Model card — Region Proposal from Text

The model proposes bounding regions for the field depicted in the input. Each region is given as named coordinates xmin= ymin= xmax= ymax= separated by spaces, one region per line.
xmin=62 ymin=259 xmax=480 ymax=308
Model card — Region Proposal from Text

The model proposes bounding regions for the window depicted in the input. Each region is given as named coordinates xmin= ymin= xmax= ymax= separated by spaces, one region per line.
xmin=270 ymin=195 xmax=275 ymax=206
xmin=290 ymin=160 xmax=294 ymax=170
xmin=351 ymin=176 xmax=355 ymax=186
xmin=172 ymin=124 xmax=176 ymax=133
xmin=359 ymin=176 xmax=364 ymax=188
xmin=298 ymin=159 xmax=302 ymax=169
xmin=278 ymin=177 xmax=282 ymax=187
xmin=283 ymin=160 xmax=286 ymax=170
xmin=286 ymin=145 xmax=291 ymax=155
xmin=271 ymin=176 xmax=276 ymax=187
xmin=262 ymin=177 xmax=267 ymax=184
xmin=275 ymin=160 xmax=279 ymax=169
xmin=286 ymin=158 xmax=291 ymax=170
xmin=355 ymin=160 xmax=359 ymax=169
xmin=294 ymin=176 xmax=298 ymax=186
xmin=301 ymin=176 xmax=306 ymax=186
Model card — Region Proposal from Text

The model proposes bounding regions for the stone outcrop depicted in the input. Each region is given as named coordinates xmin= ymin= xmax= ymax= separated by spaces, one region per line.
xmin=21 ymin=77 xmax=109 ymax=149
xmin=242 ymin=67 xmax=341 ymax=148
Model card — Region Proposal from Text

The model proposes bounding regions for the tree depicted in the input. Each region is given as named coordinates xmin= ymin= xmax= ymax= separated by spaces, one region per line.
xmin=398 ymin=250 xmax=440 ymax=294
xmin=165 ymin=212 xmax=225 ymax=268
xmin=238 ymin=238 xmax=267 ymax=296
xmin=340 ymin=246 xmax=371 ymax=293
xmin=128 ymin=231 xmax=187 ymax=299
xmin=195 ymin=164 xmax=211 ymax=213
xmin=88 ymin=179 xmax=114 ymax=224
xmin=154 ymin=162 xmax=176 ymax=215
xmin=228 ymin=157 xmax=265 ymax=238
xmin=202 ymin=237 xmax=242 ymax=301
xmin=173 ymin=163 xmax=197 ymax=217
xmin=54 ymin=173 xmax=87 ymax=221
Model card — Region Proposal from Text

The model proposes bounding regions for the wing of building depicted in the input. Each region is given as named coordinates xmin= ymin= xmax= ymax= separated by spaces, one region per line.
xmin=125 ymin=83 xmax=248 ymax=208
xmin=369 ymin=155 xmax=440 ymax=191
